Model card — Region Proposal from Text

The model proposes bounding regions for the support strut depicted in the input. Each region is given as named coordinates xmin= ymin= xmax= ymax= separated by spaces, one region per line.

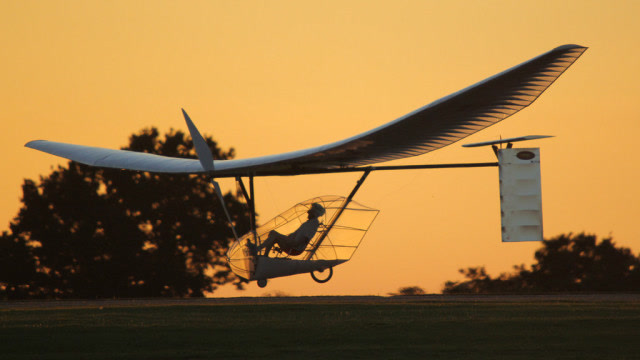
xmin=211 ymin=179 xmax=239 ymax=241
xmin=304 ymin=170 xmax=371 ymax=260
xmin=236 ymin=175 xmax=258 ymax=243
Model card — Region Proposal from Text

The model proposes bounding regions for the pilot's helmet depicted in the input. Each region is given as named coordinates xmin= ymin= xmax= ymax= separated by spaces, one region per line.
xmin=309 ymin=203 xmax=325 ymax=217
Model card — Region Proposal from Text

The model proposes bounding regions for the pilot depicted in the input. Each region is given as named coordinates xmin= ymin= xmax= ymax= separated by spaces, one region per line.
xmin=251 ymin=202 xmax=325 ymax=257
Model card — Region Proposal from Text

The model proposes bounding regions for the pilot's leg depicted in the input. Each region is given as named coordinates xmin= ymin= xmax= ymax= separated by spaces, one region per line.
xmin=260 ymin=231 xmax=287 ymax=256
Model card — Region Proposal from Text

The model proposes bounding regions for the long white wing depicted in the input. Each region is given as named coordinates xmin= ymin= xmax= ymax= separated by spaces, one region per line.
xmin=26 ymin=44 xmax=586 ymax=176
xmin=25 ymin=140 xmax=205 ymax=173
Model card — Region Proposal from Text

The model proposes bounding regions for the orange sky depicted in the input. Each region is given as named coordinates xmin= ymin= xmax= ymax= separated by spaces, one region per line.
xmin=3 ymin=0 xmax=640 ymax=297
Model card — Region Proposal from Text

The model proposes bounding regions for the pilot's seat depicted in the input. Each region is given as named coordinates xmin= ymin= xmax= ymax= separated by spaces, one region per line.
xmin=269 ymin=223 xmax=327 ymax=257
xmin=273 ymin=245 xmax=305 ymax=257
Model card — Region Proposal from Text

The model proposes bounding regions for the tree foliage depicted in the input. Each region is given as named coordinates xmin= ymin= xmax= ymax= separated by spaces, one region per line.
xmin=1 ymin=128 xmax=251 ymax=299
xmin=389 ymin=286 xmax=426 ymax=296
xmin=443 ymin=233 xmax=640 ymax=294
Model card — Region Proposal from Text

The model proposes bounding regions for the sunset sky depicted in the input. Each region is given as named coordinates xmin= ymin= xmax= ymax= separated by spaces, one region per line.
xmin=3 ymin=1 xmax=640 ymax=297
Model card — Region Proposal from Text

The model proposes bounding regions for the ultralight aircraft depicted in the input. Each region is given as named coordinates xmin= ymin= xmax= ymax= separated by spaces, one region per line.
xmin=26 ymin=45 xmax=587 ymax=287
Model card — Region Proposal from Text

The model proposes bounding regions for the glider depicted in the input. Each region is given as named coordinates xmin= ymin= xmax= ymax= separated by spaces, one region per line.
xmin=25 ymin=44 xmax=587 ymax=287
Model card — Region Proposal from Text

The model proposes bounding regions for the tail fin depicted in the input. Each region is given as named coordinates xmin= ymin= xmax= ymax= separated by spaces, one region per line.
xmin=499 ymin=148 xmax=543 ymax=242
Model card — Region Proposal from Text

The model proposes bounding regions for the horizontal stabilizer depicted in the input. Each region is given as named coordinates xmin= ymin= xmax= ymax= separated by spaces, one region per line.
xmin=463 ymin=135 xmax=553 ymax=148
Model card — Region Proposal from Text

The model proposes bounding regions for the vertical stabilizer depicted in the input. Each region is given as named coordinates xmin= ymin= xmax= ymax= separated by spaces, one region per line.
xmin=498 ymin=148 xmax=543 ymax=242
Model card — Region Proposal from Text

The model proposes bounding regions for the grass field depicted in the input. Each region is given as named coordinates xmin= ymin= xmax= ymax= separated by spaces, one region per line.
xmin=1 ymin=296 xmax=640 ymax=359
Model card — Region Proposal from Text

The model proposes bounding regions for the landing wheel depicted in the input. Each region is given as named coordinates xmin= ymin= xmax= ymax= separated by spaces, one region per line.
xmin=311 ymin=267 xmax=333 ymax=283
xmin=257 ymin=279 xmax=268 ymax=288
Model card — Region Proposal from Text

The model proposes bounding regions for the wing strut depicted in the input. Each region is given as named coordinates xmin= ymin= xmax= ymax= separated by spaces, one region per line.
xmin=304 ymin=170 xmax=371 ymax=260
xmin=212 ymin=180 xmax=239 ymax=241
xmin=235 ymin=176 xmax=258 ymax=244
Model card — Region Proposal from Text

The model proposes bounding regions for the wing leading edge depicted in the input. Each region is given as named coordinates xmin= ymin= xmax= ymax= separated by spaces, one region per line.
xmin=26 ymin=44 xmax=587 ymax=176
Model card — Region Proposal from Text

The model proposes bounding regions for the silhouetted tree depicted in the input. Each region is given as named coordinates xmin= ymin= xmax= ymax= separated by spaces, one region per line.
xmin=0 ymin=231 xmax=38 ymax=298
xmin=1 ymin=128 xmax=251 ymax=299
xmin=443 ymin=233 xmax=640 ymax=294
xmin=389 ymin=286 xmax=426 ymax=296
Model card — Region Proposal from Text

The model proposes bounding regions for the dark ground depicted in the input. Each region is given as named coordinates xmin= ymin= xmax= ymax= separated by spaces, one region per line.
xmin=2 ymin=294 xmax=640 ymax=359
xmin=4 ymin=293 xmax=640 ymax=309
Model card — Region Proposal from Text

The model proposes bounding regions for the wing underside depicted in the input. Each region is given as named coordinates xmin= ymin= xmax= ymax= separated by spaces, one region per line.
xmin=26 ymin=44 xmax=587 ymax=176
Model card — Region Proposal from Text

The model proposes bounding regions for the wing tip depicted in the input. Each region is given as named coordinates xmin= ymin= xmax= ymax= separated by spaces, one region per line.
xmin=25 ymin=140 xmax=44 ymax=149
xmin=554 ymin=44 xmax=588 ymax=52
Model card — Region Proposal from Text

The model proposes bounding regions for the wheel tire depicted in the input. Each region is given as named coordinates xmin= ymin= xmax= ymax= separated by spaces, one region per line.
xmin=310 ymin=267 xmax=333 ymax=283
xmin=257 ymin=279 xmax=268 ymax=288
